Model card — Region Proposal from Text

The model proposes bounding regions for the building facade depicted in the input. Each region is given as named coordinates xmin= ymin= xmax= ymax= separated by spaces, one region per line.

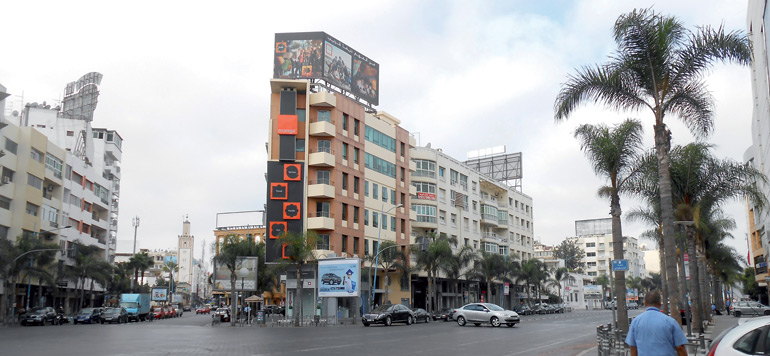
xmin=574 ymin=218 xmax=647 ymax=279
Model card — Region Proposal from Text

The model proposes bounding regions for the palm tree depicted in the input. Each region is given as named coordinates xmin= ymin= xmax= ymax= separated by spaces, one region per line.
xmin=441 ymin=245 xmax=477 ymax=308
xmin=594 ymin=274 xmax=610 ymax=308
xmin=411 ymin=233 xmax=454 ymax=315
xmin=128 ymin=252 xmax=152 ymax=291
xmin=470 ymin=251 xmax=506 ymax=305
xmin=555 ymin=8 xmax=750 ymax=325
xmin=68 ymin=242 xmax=108 ymax=309
xmin=213 ymin=234 xmax=261 ymax=326
xmin=518 ymin=259 xmax=546 ymax=306
xmin=366 ymin=241 xmax=407 ymax=305
xmin=275 ymin=231 xmax=317 ymax=327
xmin=626 ymin=204 xmax=669 ymax=313
xmin=163 ymin=261 xmax=179 ymax=297
xmin=0 ymin=235 xmax=59 ymax=322
xmin=573 ymin=118 xmax=644 ymax=332
xmin=550 ymin=267 xmax=575 ymax=303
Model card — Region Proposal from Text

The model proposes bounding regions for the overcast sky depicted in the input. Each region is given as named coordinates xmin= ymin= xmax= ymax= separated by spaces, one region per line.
xmin=0 ymin=0 xmax=756 ymax=264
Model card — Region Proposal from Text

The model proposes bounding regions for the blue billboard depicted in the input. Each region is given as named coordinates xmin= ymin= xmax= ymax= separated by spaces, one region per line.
xmin=164 ymin=256 xmax=177 ymax=264
xmin=318 ymin=258 xmax=360 ymax=297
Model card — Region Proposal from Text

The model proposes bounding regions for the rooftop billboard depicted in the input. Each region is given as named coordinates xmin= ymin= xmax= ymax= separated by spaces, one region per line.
xmin=274 ymin=32 xmax=379 ymax=106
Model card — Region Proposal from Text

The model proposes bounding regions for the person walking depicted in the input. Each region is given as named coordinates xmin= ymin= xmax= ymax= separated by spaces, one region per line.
xmin=625 ymin=290 xmax=688 ymax=356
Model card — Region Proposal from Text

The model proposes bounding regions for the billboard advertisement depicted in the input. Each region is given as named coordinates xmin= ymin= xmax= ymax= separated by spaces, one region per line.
xmin=584 ymin=285 xmax=602 ymax=300
xmin=164 ymin=256 xmax=177 ymax=264
xmin=318 ymin=258 xmax=360 ymax=297
xmin=213 ymin=257 xmax=259 ymax=291
xmin=274 ymin=32 xmax=379 ymax=106
xmin=151 ymin=288 xmax=168 ymax=301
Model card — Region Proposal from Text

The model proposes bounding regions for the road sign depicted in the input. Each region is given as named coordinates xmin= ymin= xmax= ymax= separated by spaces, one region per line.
xmin=611 ymin=260 xmax=629 ymax=271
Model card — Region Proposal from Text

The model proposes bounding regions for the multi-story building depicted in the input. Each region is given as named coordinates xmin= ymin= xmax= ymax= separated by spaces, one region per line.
xmin=574 ymin=218 xmax=647 ymax=279
xmin=746 ymin=0 xmax=770 ymax=296
xmin=409 ymin=146 xmax=535 ymax=310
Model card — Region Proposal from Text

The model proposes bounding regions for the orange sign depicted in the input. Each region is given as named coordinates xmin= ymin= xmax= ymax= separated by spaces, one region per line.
xmin=283 ymin=202 xmax=301 ymax=220
xmin=277 ymin=114 xmax=298 ymax=135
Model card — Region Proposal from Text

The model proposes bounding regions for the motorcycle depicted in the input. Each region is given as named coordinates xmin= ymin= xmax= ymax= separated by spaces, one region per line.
xmin=54 ymin=313 xmax=69 ymax=325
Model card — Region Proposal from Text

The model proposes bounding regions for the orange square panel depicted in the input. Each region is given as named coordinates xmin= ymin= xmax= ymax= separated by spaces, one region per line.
xmin=277 ymin=114 xmax=298 ymax=135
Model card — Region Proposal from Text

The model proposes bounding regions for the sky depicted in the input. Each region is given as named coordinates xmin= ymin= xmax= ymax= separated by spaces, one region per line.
xmin=0 ymin=0 xmax=756 ymax=265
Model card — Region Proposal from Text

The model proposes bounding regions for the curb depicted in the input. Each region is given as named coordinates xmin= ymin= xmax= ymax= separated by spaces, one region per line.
xmin=576 ymin=346 xmax=597 ymax=356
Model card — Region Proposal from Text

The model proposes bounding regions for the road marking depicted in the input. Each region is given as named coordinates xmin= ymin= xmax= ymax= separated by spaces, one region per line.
xmin=502 ymin=331 xmax=596 ymax=356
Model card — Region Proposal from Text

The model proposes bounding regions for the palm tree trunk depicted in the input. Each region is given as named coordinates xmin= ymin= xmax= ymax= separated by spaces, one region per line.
xmin=677 ymin=248 xmax=687 ymax=324
xmin=698 ymin=246 xmax=710 ymax=322
xmin=294 ymin=262 xmax=303 ymax=327
xmin=230 ymin=270 xmax=237 ymax=326
xmin=610 ymin=195 xmax=629 ymax=332
xmin=383 ymin=272 xmax=389 ymax=305
xmin=686 ymin=228 xmax=702 ymax=333
xmin=525 ymin=281 xmax=532 ymax=307
xmin=656 ymin=122 xmax=683 ymax=326
xmin=659 ymin=242 xmax=669 ymax=313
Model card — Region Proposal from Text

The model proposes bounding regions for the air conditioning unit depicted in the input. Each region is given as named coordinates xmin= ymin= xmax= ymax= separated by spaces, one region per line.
xmin=2 ymin=176 xmax=10 ymax=184
xmin=47 ymin=185 xmax=54 ymax=191
xmin=50 ymin=221 xmax=59 ymax=228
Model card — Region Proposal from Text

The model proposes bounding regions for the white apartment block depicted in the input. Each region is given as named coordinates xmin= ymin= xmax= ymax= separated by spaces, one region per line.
xmin=410 ymin=146 xmax=535 ymax=260
xmin=574 ymin=218 xmax=647 ymax=279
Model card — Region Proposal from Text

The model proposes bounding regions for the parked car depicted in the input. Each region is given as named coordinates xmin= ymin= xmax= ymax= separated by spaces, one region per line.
xmin=514 ymin=305 xmax=532 ymax=315
xmin=362 ymin=304 xmax=414 ymax=326
xmin=152 ymin=307 xmax=165 ymax=319
xmin=626 ymin=302 xmax=639 ymax=310
xmin=101 ymin=307 xmax=129 ymax=324
xmin=74 ymin=307 xmax=102 ymax=324
xmin=435 ymin=308 xmax=456 ymax=321
xmin=264 ymin=305 xmax=285 ymax=315
xmin=173 ymin=306 xmax=183 ymax=317
xmin=732 ymin=301 xmax=770 ymax=317
xmin=454 ymin=303 xmax=520 ymax=328
xmin=21 ymin=307 xmax=57 ymax=326
xmin=708 ymin=315 xmax=770 ymax=355
xmin=183 ymin=305 xmax=191 ymax=312
xmin=411 ymin=308 xmax=431 ymax=323
xmin=196 ymin=306 xmax=211 ymax=314
xmin=605 ymin=301 xmax=617 ymax=310
xmin=321 ymin=273 xmax=342 ymax=285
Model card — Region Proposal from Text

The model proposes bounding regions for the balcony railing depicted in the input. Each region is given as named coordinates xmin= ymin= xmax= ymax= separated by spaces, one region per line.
xmin=413 ymin=170 xmax=436 ymax=178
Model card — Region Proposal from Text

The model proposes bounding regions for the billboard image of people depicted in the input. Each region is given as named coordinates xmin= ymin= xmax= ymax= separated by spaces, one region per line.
xmin=352 ymin=55 xmax=379 ymax=105
xmin=318 ymin=258 xmax=360 ymax=297
xmin=274 ymin=34 xmax=324 ymax=79
xmin=323 ymin=39 xmax=352 ymax=91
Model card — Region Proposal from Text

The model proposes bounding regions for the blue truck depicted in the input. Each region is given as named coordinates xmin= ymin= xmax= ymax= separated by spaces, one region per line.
xmin=120 ymin=293 xmax=151 ymax=321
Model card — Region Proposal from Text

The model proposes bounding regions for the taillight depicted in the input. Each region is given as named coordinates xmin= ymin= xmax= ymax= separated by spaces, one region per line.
xmin=706 ymin=340 xmax=719 ymax=356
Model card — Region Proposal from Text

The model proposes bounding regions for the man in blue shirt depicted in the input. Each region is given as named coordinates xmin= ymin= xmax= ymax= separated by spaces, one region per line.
xmin=625 ymin=290 xmax=688 ymax=356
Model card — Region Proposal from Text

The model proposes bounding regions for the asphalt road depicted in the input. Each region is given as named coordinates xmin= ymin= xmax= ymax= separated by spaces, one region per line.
xmin=0 ymin=309 xmax=642 ymax=356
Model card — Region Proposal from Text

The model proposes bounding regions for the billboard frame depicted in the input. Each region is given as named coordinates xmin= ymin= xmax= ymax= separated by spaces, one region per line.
xmin=318 ymin=258 xmax=361 ymax=298
xmin=213 ymin=256 xmax=259 ymax=291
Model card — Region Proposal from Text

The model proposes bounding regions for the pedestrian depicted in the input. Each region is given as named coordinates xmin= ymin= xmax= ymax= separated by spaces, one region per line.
xmin=625 ymin=290 xmax=688 ymax=356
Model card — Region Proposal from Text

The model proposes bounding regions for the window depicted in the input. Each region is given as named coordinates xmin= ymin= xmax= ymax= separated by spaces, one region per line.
xmin=401 ymin=219 xmax=405 ymax=233
xmin=353 ymin=237 xmax=359 ymax=254
xmin=354 ymin=119 xmax=360 ymax=136
xmin=373 ymin=212 xmax=378 ymax=228
xmin=365 ymin=181 xmax=369 ymax=196
xmin=364 ymin=209 xmax=369 ymax=225
xmin=42 ymin=204 xmax=59 ymax=223
xmin=353 ymin=177 xmax=360 ymax=194
xmin=296 ymin=139 xmax=305 ymax=152
xmin=26 ymin=202 xmax=39 ymax=216
xmin=354 ymin=148 xmax=359 ymax=164
xmin=439 ymin=210 xmax=446 ymax=224
xmin=27 ymin=174 xmax=43 ymax=190
xmin=342 ymin=143 xmax=348 ymax=160
xmin=413 ymin=159 xmax=436 ymax=178
xmin=1 ymin=167 xmax=14 ymax=183
xmin=365 ymin=153 xmax=396 ymax=178
xmin=341 ymin=235 xmax=348 ymax=253
xmin=400 ymin=142 xmax=405 ymax=157
xmin=317 ymin=140 xmax=331 ymax=153
xmin=317 ymin=110 xmax=331 ymax=122
xmin=412 ymin=204 xmax=437 ymax=223
xmin=400 ymin=193 xmax=405 ymax=205
xmin=439 ymin=188 xmax=446 ymax=203
xmin=382 ymin=186 xmax=387 ymax=202
xmin=587 ymin=252 xmax=596 ymax=257
xmin=342 ymin=203 xmax=348 ymax=221
xmin=4 ymin=138 xmax=17 ymax=154
xmin=342 ymin=113 xmax=348 ymax=131
xmin=459 ymin=174 xmax=468 ymax=191
xmin=391 ymin=190 xmax=396 ymax=204
xmin=472 ymin=181 xmax=477 ymax=192
xmin=0 ymin=195 xmax=10 ymax=210
xmin=364 ymin=238 xmax=369 ymax=255
xmin=316 ymin=201 xmax=330 ymax=218
xmin=382 ymin=214 xmax=387 ymax=230
xmin=66 ymin=131 xmax=74 ymax=137
xmin=373 ymin=183 xmax=379 ymax=199
xmin=587 ymin=262 xmax=597 ymax=267
xmin=391 ymin=217 xmax=396 ymax=232
xmin=733 ymin=327 xmax=763 ymax=353
xmin=364 ymin=125 xmax=396 ymax=152
xmin=317 ymin=234 xmax=330 ymax=250
xmin=342 ymin=172 xmax=348 ymax=190
xmin=317 ymin=170 xmax=330 ymax=185
xmin=412 ymin=182 xmax=437 ymax=197
xmin=30 ymin=148 xmax=44 ymax=163
xmin=354 ymin=207 xmax=360 ymax=223
xmin=45 ymin=155 xmax=62 ymax=178
xmin=400 ymin=167 xmax=405 ymax=182
xmin=451 ymin=213 xmax=456 ymax=226
xmin=586 ymin=242 xmax=596 ymax=248
xmin=438 ymin=166 xmax=445 ymax=179
xmin=450 ymin=169 xmax=459 ymax=185
xmin=297 ymin=109 xmax=306 ymax=122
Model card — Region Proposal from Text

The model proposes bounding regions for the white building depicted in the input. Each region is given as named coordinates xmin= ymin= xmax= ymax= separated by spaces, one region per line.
xmin=574 ymin=218 xmax=647 ymax=279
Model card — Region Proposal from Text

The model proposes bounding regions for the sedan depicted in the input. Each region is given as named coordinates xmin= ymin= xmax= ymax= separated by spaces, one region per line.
xmin=21 ymin=307 xmax=57 ymax=326
xmin=435 ymin=308 xmax=456 ymax=321
xmin=411 ymin=308 xmax=431 ymax=323
xmin=196 ymin=306 xmax=211 ymax=314
xmin=74 ymin=308 xmax=102 ymax=324
xmin=101 ymin=307 xmax=128 ymax=324
xmin=215 ymin=308 xmax=231 ymax=322
xmin=362 ymin=304 xmax=414 ymax=326
xmin=152 ymin=307 xmax=165 ymax=319
xmin=454 ymin=303 xmax=520 ymax=328
xmin=732 ymin=301 xmax=770 ymax=317
xmin=708 ymin=315 xmax=770 ymax=355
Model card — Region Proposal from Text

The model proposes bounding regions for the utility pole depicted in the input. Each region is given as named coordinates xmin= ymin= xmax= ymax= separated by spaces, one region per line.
xmin=132 ymin=216 xmax=140 ymax=255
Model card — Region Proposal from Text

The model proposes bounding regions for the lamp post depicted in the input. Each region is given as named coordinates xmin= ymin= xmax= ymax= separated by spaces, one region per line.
xmin=17 ymin=225 xmax=72 ymax=318
xmin=237 ymin=267 xmax=249 ymax=324
xmin=369 ymin=203 xmax=403 ymax=311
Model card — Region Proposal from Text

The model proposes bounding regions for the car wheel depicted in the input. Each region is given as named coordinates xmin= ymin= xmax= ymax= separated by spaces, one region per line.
xmin=408 ymin=316 xmax=414 ymax=325
xmin=426 ymin=317 xmax=430 ymax=323
xmin=457 ymin=316 xmax=466 ymax=326
xmin=764 ymin=310 xmax=770 ymax=316
xmin=474 ymin=323 xmax=481 ymax=327
xmin=507 ymin=323 xmax=514 ymax=327
xmin=385 ymin=316 xmax=392 ymax=326
xmin=363 ymin=322 xmax=370 ymax=327
xmin=735 ymin=311 xmax=741 ymax=317
xmin=490 ymin=316 xmax=501 ymax=327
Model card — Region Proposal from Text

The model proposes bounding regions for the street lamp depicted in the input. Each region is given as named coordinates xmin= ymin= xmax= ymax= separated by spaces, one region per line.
xmin=237 ymin=267 xmax=249 ymax=323
xmin=18 ymin=225 xmax=72 ymax=316
xmin=369 ymin=203 xmax=403 ymax=311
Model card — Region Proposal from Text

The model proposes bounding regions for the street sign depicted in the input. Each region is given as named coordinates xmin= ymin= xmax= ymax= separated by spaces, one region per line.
xmin=611 ymin=260 xmax=629 ymax=271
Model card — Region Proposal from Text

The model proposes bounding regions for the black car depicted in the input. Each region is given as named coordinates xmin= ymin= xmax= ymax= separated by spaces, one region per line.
xmin=21 ymin=307 xmax=57 ymax=326
xmin=435 ymin=308 xmax=456 ymax=321
xmin=101 ymin=307 xmax=128 ymax=324
xmin=515 ymin=305 xmax=532 ymax=315
xmin=362 ymin=304 xmax=414 ymax=326
xmin=321 ymin=273 xmax=342 ymax=285
xmin=411 ymin=308 xmax=431 ymax=323
xmin=264 ymin=305 xmax=285 ymax=315
xmin=74 ymin=307 xmax=102 ymax=324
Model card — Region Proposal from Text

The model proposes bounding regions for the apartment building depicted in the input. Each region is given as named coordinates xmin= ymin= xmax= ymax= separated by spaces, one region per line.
xmin=409 ymin=146 xmax=535 ymax=310
xmin=574 ymin=218 xmax=647 ymax=279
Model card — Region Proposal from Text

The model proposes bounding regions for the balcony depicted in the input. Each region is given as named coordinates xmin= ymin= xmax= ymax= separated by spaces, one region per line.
xmin=309 ymin=120 xmax=336 ymax=137
xmin=309 ymin=92 xmax=336 ymax=107
xmin=308 ymin=180 xmax=335 ymax=198
xmin=308 ymin=212 xmax=335 ymax=230
xmin=409 ymin=210 xmax=417 ymax=221
xmin=480 ymin=214 xmax=499 ymax=227
xmin=409 ymin=160 xmax=417 ymax=172
xmin=308 ymin=149 xmax=335 ymax=167
xmin=409 ymin=185 xmax=417 ymax=195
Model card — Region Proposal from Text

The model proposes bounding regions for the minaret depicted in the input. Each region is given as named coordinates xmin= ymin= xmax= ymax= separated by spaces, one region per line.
xmin=177 ymin=216 xmax=194 ymax=293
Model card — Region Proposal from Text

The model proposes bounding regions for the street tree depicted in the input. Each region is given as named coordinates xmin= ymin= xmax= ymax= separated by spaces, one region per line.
xmin=411 ymin=233 xmax=453 ymax=315
xmin=213 ymin=234 xmax=261 ymax=326
xmin=553 ymin=239 xmax=585 ymax=272
xmin=275 ymin=231 xmax=317 ymax=327
xmin=0 ymin=234 xmax=59 ymax=321
xmin=366 ymin=241 xmax=407 ymax=305
xmin=594 ymin=274 xmax=610 ymax=308
xmin=441 ymin=245 xmax=476 ymax=308
xmin=555 ymin=8 xmax=750 ymax=325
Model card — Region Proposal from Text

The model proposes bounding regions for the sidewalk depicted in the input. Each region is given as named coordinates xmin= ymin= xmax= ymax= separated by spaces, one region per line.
xmin=692 ymin=313 xmax=737 ymax=354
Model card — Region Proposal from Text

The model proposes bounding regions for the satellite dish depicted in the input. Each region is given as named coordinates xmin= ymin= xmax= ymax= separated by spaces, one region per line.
xmin=426 ymin=142 xmax=431 ymax=148
xmin=12 ymin=110 xmax=19 ymax=117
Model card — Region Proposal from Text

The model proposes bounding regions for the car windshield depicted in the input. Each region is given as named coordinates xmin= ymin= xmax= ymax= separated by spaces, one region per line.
xmin=372 ymin=305 xmax=391 ymax=313
xmin=120 ymin=302 xmax=138 ymax=308
xmin=30 ymin=308 xmax=47 ymax=314
xmin=485 ymin=304 xmax=504 ymax=311
xmin=79 ymin=308 xmax=95 ymax=314
xmin=105 ymin=309 xmax=120 ymax=315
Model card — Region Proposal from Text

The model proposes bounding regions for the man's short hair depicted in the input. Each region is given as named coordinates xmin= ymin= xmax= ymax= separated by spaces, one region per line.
xmin=644 ymin=290 xmax=662 ymax=306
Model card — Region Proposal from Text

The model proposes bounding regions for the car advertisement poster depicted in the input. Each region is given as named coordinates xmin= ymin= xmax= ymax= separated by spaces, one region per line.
xmin=318 ymin=258 xmax=360 ymax=297
xmin=152 ymin=288 xmax=168 ymax=301
xmin=584 ymin=285 xmax=602 ymax=299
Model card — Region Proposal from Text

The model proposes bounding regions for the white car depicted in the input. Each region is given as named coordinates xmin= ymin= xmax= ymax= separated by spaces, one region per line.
xmin=707 ymin=315 xmax=770 ymax=355
xmin=454 ymin=303 xmax=520 ymax=328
